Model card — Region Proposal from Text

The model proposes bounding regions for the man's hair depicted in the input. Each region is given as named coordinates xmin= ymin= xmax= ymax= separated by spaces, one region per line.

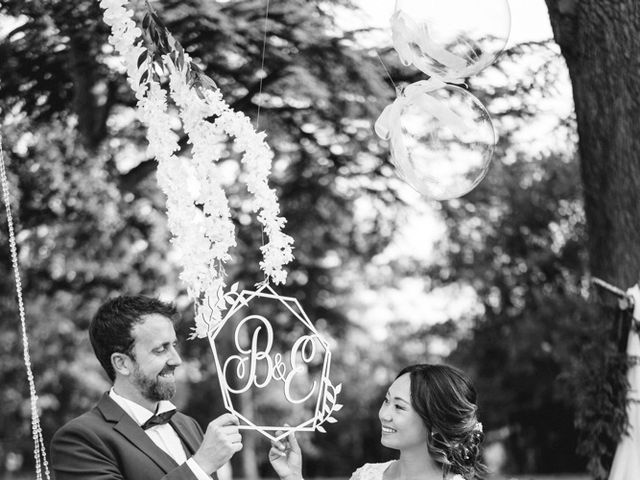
xmin=89 ymin=295 xmax=177 ymax=381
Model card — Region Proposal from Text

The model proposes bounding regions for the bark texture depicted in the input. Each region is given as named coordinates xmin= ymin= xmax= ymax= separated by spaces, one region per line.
xmin=545 ymin=0 xmax=640 ymax=287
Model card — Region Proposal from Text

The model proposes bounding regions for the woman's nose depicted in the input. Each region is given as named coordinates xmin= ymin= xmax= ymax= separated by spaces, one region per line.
xmin=379 ymin=404 xmax=391 ymax=421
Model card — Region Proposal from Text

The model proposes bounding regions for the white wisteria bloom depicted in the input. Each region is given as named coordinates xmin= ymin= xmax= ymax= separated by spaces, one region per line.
xmin=100 ymin=0 xmax=294 ymax=337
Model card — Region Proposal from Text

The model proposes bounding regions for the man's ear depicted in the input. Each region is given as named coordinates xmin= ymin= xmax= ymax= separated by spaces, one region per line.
xmin=111 ymin=352 xmax=132 ymax=377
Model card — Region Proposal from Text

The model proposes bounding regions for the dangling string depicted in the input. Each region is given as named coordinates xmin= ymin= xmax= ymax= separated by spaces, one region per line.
xmin=0 ymin=134 xmax=50 ymax=479
xmin=255 ymin=0 xmax=271 ymax=130
xmin=257 ymin=0 xmax=271 ymax=286
xmin=375 ymin=50 xmax=399 ymax=92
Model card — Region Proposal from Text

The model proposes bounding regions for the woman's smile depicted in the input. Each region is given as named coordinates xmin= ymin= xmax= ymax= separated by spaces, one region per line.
xmin=381 ymin=426 xmax=397 ymax=434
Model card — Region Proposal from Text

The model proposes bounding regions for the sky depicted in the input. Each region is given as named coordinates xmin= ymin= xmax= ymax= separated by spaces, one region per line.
xmin=349 ymin=0 xmax=553 ymax=45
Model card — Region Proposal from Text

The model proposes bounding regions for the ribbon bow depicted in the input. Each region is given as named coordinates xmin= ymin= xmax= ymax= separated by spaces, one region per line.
xmin=627 ymin=284 xmax=640 ymax=323
xmin=391 ymin=10 xmax=466 ymax=82
xmin=141 ymin=409 xmax=177 ymax=430
xmin=375 ymin=79 xmax=473 ymax=168
xmin=391 ymin=10 xmax=494 ymax=82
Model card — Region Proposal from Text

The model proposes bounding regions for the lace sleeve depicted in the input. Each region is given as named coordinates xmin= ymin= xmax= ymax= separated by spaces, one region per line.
xmin=349 ymin=462 xmax=393 ymax=480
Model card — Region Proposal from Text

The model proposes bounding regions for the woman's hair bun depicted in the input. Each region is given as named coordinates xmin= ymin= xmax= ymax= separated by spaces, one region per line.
xmin=447 ymin=427 xmax=485 ymax=473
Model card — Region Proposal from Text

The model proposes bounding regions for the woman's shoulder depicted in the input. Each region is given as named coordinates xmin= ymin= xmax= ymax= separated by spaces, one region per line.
xmin=350 ymin=461 xmax=396 ymax=480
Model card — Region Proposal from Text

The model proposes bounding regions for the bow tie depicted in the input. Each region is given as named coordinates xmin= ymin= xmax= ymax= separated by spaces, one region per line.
xmin=141 ymin=409 xmax=176 ymax=430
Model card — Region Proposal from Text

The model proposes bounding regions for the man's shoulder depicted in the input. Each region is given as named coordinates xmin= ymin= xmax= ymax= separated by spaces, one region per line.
xmin=52 ymin=398 xmax=111 ymax=442
xmin=52 ymin=394 xmax=125 ymax=443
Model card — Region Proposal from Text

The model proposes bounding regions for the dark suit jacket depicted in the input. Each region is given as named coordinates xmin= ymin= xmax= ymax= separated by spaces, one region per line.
xmin=51 ymin=393 xmax=206 ymax=480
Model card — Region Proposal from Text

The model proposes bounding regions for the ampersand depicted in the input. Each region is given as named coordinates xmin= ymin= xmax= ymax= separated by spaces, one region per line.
xmin=221 ymin=316 xmax=320 ymax=405
xmin=272 ymin=353 xmax=287 ymax=381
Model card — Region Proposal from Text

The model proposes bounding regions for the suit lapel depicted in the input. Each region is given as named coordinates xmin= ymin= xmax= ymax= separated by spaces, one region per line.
xmin=170 ymin=416 xmax=219 ymax=480
xmin=97 ymin=393 xmax=178 ymax=473
xmin=170 ymin=414 xmax=201 ymax=455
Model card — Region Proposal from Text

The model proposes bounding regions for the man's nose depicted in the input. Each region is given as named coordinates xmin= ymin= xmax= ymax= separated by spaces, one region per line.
xmin=168 ymin=346 xmax=182 ymax=365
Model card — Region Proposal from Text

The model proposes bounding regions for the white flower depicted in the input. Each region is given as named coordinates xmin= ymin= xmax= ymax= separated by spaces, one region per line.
xmin=101 ymin=0 xmax=294 ymax=337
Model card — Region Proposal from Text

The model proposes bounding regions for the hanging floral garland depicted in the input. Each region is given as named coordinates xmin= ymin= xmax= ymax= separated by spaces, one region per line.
xmin=100 ymin=0 xmax=293 ymax=338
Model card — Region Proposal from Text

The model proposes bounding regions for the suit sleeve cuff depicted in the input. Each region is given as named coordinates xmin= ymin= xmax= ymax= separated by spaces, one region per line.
xmin=186 ymin=457 xmax=212 ymax=480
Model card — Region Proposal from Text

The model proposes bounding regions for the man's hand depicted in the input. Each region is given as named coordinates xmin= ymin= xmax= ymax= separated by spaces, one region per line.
xmin=268 ymin=429 xmax=303 ymax=480
xmin=192 ymin=414 xmax=242 ymax=475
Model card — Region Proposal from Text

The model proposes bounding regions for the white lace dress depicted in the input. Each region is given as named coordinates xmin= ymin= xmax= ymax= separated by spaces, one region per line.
xmin=349 ymin=461 xmax=464 ymax=480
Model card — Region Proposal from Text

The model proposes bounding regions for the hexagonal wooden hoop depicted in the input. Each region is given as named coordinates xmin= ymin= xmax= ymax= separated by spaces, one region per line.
xmin=208 ymin=283 xmax=336 ymax=442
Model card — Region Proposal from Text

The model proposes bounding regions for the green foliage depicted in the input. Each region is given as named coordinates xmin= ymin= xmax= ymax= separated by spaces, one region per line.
xmin=567 ymin=307 xmax=630 ymax=480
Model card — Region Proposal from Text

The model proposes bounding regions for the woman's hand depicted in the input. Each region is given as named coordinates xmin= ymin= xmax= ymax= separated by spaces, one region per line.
xmin=268 ymin=429 xmax=303 ymax=480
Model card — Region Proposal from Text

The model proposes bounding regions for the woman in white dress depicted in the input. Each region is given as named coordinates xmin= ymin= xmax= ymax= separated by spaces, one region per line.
xmin=269 ymin=364 xmax=486 ymax=480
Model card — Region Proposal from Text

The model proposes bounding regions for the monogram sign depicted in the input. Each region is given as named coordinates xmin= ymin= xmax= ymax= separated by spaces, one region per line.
xmin=208 ymin=283 xmax=342 ymax=442
xmin=223 ymin=315 xmax=318 ymax=403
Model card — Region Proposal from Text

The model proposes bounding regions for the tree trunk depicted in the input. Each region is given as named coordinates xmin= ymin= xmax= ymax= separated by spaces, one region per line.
xmin=545 ymin=0 xmax=640 ymax=287
xmin=544 ymin=1 xmax=640 ymax=477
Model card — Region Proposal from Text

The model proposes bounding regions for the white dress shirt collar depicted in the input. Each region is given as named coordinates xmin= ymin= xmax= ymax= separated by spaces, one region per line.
xmin=107 ymin=388 xmax=211 ymax=479
xmin=109 ymin=388 xmax=176 ymax=426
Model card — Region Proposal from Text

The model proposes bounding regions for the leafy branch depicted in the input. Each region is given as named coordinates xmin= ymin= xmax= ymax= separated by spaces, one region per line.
xmin=188 ymin=282 xmax=241 ymax=339
xmin=316 ymin=380 xmax=343 ymax=433
xmin=138 ymin=0 xmax=218 ymax=97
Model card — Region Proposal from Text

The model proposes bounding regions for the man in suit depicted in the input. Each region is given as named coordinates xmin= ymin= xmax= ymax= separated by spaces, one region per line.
xmin=51 ymin=295 xmax=242 ymax=480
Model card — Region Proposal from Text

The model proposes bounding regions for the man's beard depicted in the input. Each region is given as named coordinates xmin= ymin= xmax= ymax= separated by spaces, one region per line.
xmin=131 ymin=364 xmax=176 ymax=401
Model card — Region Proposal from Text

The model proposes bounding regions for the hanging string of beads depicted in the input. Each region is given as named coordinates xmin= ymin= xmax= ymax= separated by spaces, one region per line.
xmin=0 ymin=134 xmax=51 ymax=479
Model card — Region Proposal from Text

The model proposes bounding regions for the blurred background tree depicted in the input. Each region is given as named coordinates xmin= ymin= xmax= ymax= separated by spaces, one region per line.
xmin=1 ymin=1 xmax=636 ymax=479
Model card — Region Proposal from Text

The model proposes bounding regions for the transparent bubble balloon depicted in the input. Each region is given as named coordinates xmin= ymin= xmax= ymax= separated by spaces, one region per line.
xmin=392 ymin=0 xmax=511 ymax=81
xmin=380 ymin=82 xmax=495 ymax=201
